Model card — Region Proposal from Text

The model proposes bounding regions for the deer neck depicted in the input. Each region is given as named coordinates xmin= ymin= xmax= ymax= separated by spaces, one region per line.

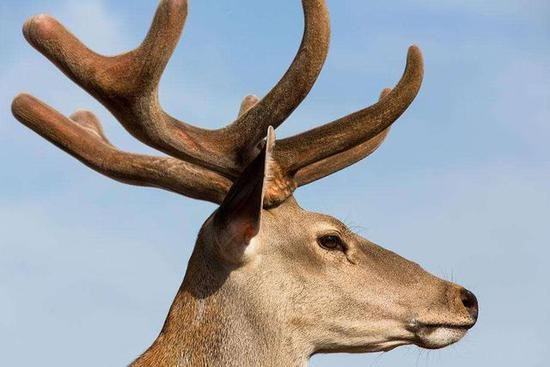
xmin=132 ymin=239 xmax=311 ymax=367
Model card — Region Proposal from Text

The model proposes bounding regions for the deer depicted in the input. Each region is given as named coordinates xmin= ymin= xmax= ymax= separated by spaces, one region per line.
xmin=12 ymin=0 xmax=478 ymax=366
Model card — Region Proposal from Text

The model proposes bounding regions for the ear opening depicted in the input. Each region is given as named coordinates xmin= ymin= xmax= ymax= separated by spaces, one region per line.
xmin=213 ymin=127 xmax=275 ymax=249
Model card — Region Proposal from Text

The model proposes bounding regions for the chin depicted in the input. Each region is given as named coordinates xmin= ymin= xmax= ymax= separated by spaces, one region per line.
xmin=415 ymin=325 xmax=470 ymax=349
xmin=315 ymin=340 xmax=410 ymax=355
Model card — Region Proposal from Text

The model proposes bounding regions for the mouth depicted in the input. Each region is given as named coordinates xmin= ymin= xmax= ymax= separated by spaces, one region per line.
xmin=411 ymin=322 xmax=475 ymax=349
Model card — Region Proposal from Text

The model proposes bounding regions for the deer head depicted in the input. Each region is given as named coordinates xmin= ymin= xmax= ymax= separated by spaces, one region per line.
xmin=12 ymin=0 xmax=478 ymax=366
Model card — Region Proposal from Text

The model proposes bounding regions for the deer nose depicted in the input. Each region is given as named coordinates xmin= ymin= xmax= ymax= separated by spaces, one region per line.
xmin=460 ymin=288 xmax=478 ymax=322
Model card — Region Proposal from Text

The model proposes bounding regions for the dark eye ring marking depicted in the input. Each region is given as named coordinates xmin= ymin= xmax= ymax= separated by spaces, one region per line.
xmin=318 ymin=234 xmax=347 ymax=252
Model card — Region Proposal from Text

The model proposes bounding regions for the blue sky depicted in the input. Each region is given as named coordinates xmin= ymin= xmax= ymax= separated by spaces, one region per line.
xmin=1 ymin=0 xmax=549 ymax=366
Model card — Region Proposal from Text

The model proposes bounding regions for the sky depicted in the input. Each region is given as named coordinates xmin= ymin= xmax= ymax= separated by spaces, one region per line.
xmin=0 ymin=0 xmax=549 ymax=366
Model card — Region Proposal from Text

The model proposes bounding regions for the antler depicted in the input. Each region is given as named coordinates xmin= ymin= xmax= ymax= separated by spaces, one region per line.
xmin=274 ymin=46 xmax=423 ymax=185
xmin=13 ymin=0 xmax=423 ymax=207
xmin=12 ymin=94 xmax=231 ymax=203
xmin=21 ymin=0 xmax=329 ymax=177
xmin=292 ymin=88 xmax=393 ymax=185
xmin=224 ymin=1 xmax=330 ymax=163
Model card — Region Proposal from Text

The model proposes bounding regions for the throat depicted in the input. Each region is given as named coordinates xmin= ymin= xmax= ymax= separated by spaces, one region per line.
xmin=131 ymin=249 xmax=310 ymax=367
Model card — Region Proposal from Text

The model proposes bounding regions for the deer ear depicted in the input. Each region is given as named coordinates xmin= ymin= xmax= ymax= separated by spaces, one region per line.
xmin=213 ymin=126 xmax=275 ymax=261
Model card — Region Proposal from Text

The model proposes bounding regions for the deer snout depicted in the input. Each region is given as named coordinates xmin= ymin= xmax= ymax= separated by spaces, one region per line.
xmin=410 ymin=285 xmax=479 ymax=349
xmin=459 ymin=288 xmax=479 ymax=323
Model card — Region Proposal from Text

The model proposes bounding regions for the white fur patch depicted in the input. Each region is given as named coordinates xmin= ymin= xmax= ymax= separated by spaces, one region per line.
xmin=423 ymin=327 xmax=467 ymax=348
xmin=244 ymin=236 xmax=260 ymax=258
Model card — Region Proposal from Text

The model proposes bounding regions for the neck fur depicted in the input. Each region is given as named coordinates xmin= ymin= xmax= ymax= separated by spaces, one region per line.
xmin=131 ymin=238 xmax=311 ymax=367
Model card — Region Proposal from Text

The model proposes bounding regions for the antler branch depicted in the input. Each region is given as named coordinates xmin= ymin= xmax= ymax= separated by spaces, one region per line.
xmin=14 ymin=0 xmax=423 ymax=208
xmin=238 ymin=95 xmax=260 ymax=118
xmin=12 ymin=94 xmax=231 ymax=203
xmin=275 ymin=46 xmax=423 ymax=175
xmin=224 ymin=0 xmax=330 ymax=162
xmin=22 ymin=0 xmax=239 ymax=175
xmin=22 ymin=0 xmax=330 ymax=177
xmin=293 ymin=88 xmax=392 ymax=185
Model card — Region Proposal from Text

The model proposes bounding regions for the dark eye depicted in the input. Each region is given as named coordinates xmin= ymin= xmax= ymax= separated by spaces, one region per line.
xmin=318 ymin=235 xmax=346 ymax=252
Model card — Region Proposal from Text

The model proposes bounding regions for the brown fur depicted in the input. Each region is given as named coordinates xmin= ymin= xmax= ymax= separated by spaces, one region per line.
xmin=11 ymin=1 xmax=478 ymax=366
xmin=130 ymin=198 xmax=477 ymax=366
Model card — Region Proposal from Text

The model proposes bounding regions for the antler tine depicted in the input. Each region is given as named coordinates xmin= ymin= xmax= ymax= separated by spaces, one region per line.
xmin=11 ymin=94 xmax=231 ymax=204
xmin=238 ymin=95 xmax=260 ymax=118
xmin=21 ymin=0 xmax=242 ymax=176
xmin=15 ymin=0 xmax=422 ymax=208
xmin=293 ymin=88 xmax=392 ymax=186
xmin=224 ymin=0 xmax=330 ymax=162
xmin=21 ymin=0 xmax=332 ymax=178
xmin=275 ymin=46 xmax=423 ymax=174
xmin=23 ymin=0 xmax=187 ymax=93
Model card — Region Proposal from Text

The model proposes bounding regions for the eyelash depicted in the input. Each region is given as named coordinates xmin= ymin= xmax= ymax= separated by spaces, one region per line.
xmin=317 ymin=234 xmax=347 ymax=252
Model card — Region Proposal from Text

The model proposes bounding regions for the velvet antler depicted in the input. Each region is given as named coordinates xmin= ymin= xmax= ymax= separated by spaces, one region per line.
xmin=13 ymin=0 xmax=423 ymax=206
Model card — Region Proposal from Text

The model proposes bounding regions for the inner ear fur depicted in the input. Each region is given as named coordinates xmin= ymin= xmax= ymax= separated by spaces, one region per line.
xmin=212 ymin=127 xmax=276 ymax=260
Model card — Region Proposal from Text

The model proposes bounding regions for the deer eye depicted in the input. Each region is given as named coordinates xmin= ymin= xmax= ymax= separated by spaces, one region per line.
xmin=318 ymin=235 xmax=346 ymax=252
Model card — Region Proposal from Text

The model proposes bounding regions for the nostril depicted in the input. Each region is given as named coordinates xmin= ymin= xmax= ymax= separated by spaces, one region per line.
xmin=460 ymin=288 xmax=479 ymax=321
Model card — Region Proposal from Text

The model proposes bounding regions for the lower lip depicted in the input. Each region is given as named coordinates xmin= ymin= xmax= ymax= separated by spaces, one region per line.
xmin=416 ymin=325 xmax=470 ymax=349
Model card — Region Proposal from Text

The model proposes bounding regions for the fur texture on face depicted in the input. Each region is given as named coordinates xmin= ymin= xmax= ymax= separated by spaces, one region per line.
xmin=229 ymin=198 xmax=477 ymax=353
xmin=132 ymin=197 xmax=477 ymax=366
